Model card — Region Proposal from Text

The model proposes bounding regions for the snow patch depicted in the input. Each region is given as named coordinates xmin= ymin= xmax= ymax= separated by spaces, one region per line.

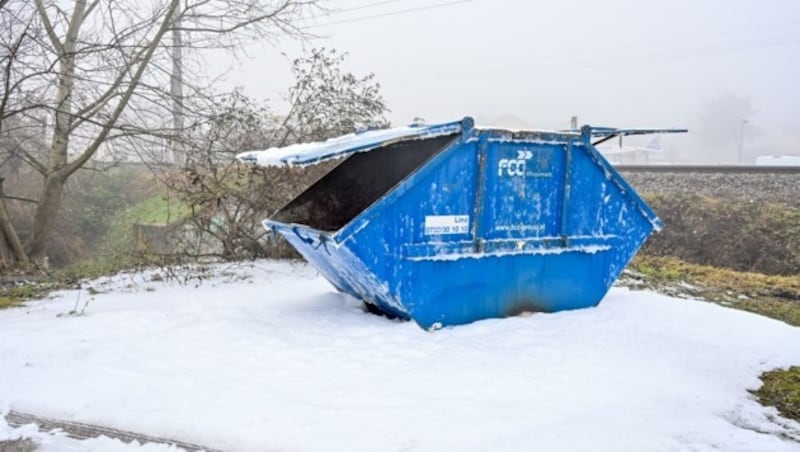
xmin=1 ymin=260 xmax=799 ymax=452
xmin=236 ymin=124 xmax=459 ymax=167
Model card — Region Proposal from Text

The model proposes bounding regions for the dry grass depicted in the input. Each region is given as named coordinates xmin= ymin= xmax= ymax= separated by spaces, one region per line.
xmin=627 ymin=255 xmax=800 ymax=327
xmin=641 ymin=194 xmax=800 ymax=276
xmin=753 ymin=366 xmax=800 ymax=423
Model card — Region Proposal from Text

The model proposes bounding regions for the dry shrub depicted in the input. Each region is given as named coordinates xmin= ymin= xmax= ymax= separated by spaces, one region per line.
xmin=3 ymin=166 xmax=162 ymax=267
xmin=164 ymin=161 xmax=336 ymax=261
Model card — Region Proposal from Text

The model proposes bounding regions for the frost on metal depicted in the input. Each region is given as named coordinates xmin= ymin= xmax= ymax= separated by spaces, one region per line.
xmin=406 ymin=245 xmax=612 ymax=262
xmin=254 ymin=116 xmax=685 ymax=328
xmin=236 ymin=122 xmax=462 ymax=167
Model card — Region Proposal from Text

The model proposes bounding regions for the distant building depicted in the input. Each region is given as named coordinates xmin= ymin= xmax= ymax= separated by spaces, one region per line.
xmin=755 ymin=155 xmax=800 ymax=166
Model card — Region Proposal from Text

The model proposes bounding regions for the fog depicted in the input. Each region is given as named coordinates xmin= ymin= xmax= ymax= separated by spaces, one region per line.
xmin=214 ymin=0 xmax=800 ymax=163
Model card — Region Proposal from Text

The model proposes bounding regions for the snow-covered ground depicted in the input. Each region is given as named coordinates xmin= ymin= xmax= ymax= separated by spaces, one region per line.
xmin=1 ymin=260 xmax=799 ymax=452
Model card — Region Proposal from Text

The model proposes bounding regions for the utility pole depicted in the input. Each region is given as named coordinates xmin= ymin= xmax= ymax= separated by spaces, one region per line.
xmin=170 ymin=8 xmax=185 ymax=166
xmin=738 ymin=119 xmax=748 ymax=164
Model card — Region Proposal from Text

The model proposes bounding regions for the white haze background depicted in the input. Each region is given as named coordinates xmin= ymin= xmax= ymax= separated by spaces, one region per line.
xmin=210 ymin=0 xmax=800 ymax=163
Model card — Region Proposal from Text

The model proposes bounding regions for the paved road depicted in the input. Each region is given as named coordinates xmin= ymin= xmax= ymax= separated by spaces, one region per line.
xmin=5 ymin=410 xmax=221 ymax=451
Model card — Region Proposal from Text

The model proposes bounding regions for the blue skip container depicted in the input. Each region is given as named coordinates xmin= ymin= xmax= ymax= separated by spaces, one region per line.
xmin=238 ymin=117 xmax=685 ymax=329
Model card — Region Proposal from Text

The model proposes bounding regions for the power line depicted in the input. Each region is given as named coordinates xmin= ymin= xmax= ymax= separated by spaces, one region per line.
xmin=388 ymin=34 xmax=800 ymax=84
xmin=337 ymin=0 xmax=404 ymax=14
xmin=294 ymin=0 xmax=451 ymax=27
xmin=311 ymin=0 xmax=473 ymax=28
xmin=405 ymin=19 xmax=800 ymax=70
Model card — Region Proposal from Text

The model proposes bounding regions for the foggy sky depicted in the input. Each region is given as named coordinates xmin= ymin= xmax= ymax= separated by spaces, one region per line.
xmin=212 ymin=0 xmax=800 ymax=160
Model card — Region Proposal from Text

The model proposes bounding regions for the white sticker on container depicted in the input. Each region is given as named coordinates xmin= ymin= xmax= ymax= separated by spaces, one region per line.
xmin=424 ymin=215 xmax=470 ymax=235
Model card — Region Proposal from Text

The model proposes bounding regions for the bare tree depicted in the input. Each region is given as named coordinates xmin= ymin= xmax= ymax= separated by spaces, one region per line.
xmin=0 ymin=0 xmax=323 ymax=264
xmin=161 ymin=48 xmax=389 ymax=262
xmin=0 ymin=2 xmax=51 ymax=144
xmin=274 ymin=47 xmax=389 ymax=146
xmin=185 ymin=89 xmax=275 ymax=164
xmin=0 ymin=1 xmax=49 ymax=266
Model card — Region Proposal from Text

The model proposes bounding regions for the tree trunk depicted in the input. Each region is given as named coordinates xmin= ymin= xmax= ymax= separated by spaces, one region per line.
xmin=170 ymin=13 xmax=185 ymax=166
xmin=0 ymin=178 xmax=29 ymax=266
xmin=25 ymin=173 xmax=65 ymax=261
xmin=24 ymin=0 xmax=85 ymax=262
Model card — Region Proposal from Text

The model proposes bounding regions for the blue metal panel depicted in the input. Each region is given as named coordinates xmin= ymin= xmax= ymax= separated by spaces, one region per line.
xmin=263 ymin=117 xmax=682 ymax=329
xmin=479 ymin=139 xmax=567 ymax=240
xmin=396 ymin=250 xmax=615 ymax=328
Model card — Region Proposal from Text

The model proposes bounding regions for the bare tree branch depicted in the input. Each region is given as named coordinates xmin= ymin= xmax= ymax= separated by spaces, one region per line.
xmin=3 ymin=194 xmax=38 ymax=203
xmin=7 ymin=135 xmax=47 ymax=175
xmin=63 ymin=0 xmax=180 ymax=176
xmin=0 ymin=21 xmax=28 ymax=134
xmin=33 ymin=0 xmax=64 ymax=54
xmin=83 ymin=0 xmax=100 ymax=19
xmin=2 ymin=0 xmax=326 ymax=263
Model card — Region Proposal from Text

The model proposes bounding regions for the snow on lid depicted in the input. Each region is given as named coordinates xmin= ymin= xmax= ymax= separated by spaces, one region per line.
xmin=236 ymin=120 xmax=463 ymax=167
xmin=234 ymin=117 xmax=683 ymax=168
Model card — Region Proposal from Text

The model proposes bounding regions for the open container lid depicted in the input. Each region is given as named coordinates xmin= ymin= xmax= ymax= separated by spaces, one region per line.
xmin=236 ymin=120 xmax=464 ymax=167
xmin=237 ymin=117 xmax=687 ymax=168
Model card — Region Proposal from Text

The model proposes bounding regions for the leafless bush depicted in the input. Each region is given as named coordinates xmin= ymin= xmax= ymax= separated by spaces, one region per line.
xmin=148 ymin=47 xmax=389 ymax=263
xmin=160 ymin=161 xmax=335 ymax=261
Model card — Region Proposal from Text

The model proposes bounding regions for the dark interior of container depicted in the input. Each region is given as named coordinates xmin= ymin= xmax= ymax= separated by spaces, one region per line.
xmin=272 ymin=134 xmax=458 ymax=231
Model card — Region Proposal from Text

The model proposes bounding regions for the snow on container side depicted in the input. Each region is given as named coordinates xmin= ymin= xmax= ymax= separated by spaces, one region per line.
xmin=238 ymin=117 xmax=686 ymax=329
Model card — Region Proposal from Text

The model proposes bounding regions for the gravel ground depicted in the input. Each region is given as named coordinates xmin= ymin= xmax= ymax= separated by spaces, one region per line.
xmin=0 ymin=439 xmax=36 ymax=452
xmin=621 ymin=171 xmax=800 ymax=205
